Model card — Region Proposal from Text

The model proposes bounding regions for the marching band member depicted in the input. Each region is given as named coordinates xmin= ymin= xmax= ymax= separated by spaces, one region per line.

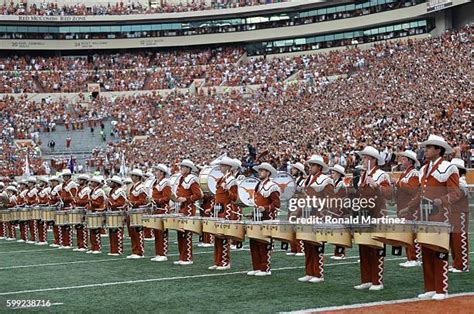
xmin=0 ymin=183 xmax=7 ymax=239
xmin=174 ymin=159 xmax=203 ymax=265
xmin=150 ymin=164 xmax=172 ymax=262
xmin=287 ymin=162 xmax=306 ymax=257
xmin=208 ymin=157 xmax=239 ymax=270
xmin=127 ymin=169 xmax=148 ymax=259
xmin=143 ymin=171 xmax=155 ymax=241
xmin=329 ymin=164 xmax=349 ymax=260
xmin=298 ymin=156 xmax=333 ymax=283
xmin=25 ymin=177 xmax=39 ymax=244
xmin=230 ymin=158 xmax=244 ymax=250
xmin=247 ymin=162 xmax=280 ymax=277
xmin=395 ymin=150 xmax=421 ymax=268
xmin=4 ymin=186 xmax=18 ymax=240
xmin=36 ymin=177 xmax=51 ymax=245
xmin=402 ymin=135 xmax=461 ymax=300
xmin=107 ymin=176 xmax=127 ymax=256
xmin=49 ymin=176 xmax=63 ymax=248
xmin=59 ymin=169 xmax=78 ymax=249
xmin=198 ymin=194 xmax=215 ymax=248
xmin=354 ymin=146 xmax=391 ymax=291
xmin=73 ymin=174 xmax=91 ymax=252
xmin=86 ymin=176 xmax=107 ymax=254
xmin=16 ymin=181 xmax=29 ymax=243
xmin=449 ymin=158 xmax=469 ymax=273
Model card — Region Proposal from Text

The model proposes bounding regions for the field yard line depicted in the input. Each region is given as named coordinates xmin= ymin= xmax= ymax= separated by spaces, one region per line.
xmin=0 ymin=248 xmax=62 ymax=254
xmin=289 ymin=292 xmax=474 ymax=313
xmin=0 ymin=255 xmax=426 ymax=296
xmin=0 ymin=250 xmax=214 ymax=270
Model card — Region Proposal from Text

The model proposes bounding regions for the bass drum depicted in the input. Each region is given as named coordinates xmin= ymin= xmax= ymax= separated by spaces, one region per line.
xmin=169 ymin=173 xmax=181 ymax=202
xmin=237 ymin=177 xmax=260 ymax=207
xmin=198 ymin=166 xmax=223 ymax=195
xmin=272 ymin=172 xmax=296 ymax=201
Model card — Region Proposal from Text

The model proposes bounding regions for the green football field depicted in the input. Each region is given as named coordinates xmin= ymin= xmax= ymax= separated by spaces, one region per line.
xmin=0 ymin=206 xmax=472 ymax=312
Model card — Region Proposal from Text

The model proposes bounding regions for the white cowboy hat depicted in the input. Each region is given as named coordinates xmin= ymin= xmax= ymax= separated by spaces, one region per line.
xmin=27 ymin=177 xmax=37 ymax=184
xmin=179 ymin=159 xmax=198 ymax=173
xmin=232 ymin=158 xmax=242 ymax=169
xmin=11 ymin=182 xmax=18 ymax=187
xmin=6 ymin=186 xmax=18 ymax=193
xmin=129 ymin=169 xmax=144 ymax=177
xmin=357 ymin=146 xmax=385 ymax=166
xmin=306 ymin=155 xmax=329 ymax=173
xmin=19 ymin=180 xmax=28 ymax=185
xmin=451 ymin=158 xmax=466 ymax=171
xmin=289 ymin=162 xmax=306 ymax=176
xmin=144 ymin=171 xmax=154 ymax=178
xmin=37 ymin=176 xmax=50 ymax=184
xmin=253 ymin=162 xmax=277 ymax=177
xmin=76 ymin=174 xmax=90 ymax=181
xmin=108 ymin=175 xmax=123 ymax=186
xmin=419 ymin=135 xmax=453 ymax=154
xmin=216 ymin=156 xmax=240 ymax=169
xmin=0 ymin=182 xmax=4 ymax=188
xmin=397 ymin=150 xmax=420 ymax=167
xmin=154 ymin=164 xmax=171 ymax=176
xmin=123 ymin=178 xmax=133 ymax=185
xmin=49 ymin=176 xmax=61 ymax=182
xmin=89 ymin=176 xmax=104 ymax=185
xmin=329 ymin=164 xmax=346 ymax=177
xmin=60 ymin=169 xmax=72 ymax=176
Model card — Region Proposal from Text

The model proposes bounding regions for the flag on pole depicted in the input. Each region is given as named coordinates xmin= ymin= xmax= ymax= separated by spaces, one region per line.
xmin=68 ymin=155 xmax=75 ymax=174
xmin=23 ymin=155 xmax=31 ymax=179
xmin=119 ymin=153 xmax=127 ymax=177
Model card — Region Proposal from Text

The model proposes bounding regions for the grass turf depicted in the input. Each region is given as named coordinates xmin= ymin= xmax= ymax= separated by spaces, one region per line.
xmin=0 ymin=207 xmax=472 ymax=312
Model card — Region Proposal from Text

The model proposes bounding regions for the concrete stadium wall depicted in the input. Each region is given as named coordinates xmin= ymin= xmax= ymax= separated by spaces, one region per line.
xmin=3 ymin=0 xmax=471 ymax=50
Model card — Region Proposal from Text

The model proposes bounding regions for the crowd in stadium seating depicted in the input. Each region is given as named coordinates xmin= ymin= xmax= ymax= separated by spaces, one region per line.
xmin=0 ymin=47 xmax=361 ymax=93
xmin=0 ymin=25 xmax=472 ymax=177
xmin=0 ymin=0 xmax=288 ymax=16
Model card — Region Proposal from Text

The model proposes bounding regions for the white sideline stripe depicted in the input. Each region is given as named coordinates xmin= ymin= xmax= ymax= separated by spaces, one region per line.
xmin=0 ymin=251 xmax=214 ymax=270
xmin=0 ymin=256 xmax=407 ymax=296
xmin=0 ymin=248 xmax=271 ymax=270
xmin=290 ymin=292 xmax=474 ymax=313
xmin=0 ymin=252 xmax=473 ymax=296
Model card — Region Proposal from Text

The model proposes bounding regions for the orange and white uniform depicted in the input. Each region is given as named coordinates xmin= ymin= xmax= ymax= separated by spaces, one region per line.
xmin=108 ymin=186 xmax=127 ymax=255
xmin=17 ymin=188 xmax=29 ymax=241
xmin=396 ymin=166 xmax=420 ymax=262
xmin=302 ymin=172 xmax=333 ymax=279
xmin=87 ymin=186 xmax=106 ymax=252
xmin=450 ymin=175 xmax=469 ymax=272
xmin=36 ymin=186 xmax=51 ymax=244
xmin=358 ymin=166 xmax=391 ymax=286
xmin=213 ymin=172 xmax=238 ymax=267
xmin=127 ymin=182 xmax=148 ymax=256
xmin=74 ymin=185 xmax=91 ymax=250
xmin=5 ymin=193 xmax=18 ymax=239
xmin=249 ymin=178 xmax=280 ymax=273
xmin=407 ymin=158 xmax=460 ymax=295
xmin=175 ymin=174 xmax=203 ymax=262
xmin=26 ymin=186 xmax=39 ymax=242
xmin=49 ymin=184 xmax=62 ymax=246
xmin=151 ymin=178 xmax=172 ymax=257
xmin=59 ymin=179 xmax=78 ymax=247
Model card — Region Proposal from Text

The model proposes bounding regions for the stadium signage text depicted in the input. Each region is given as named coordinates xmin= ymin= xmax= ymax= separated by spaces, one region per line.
xmin=18 ymin=16 xmax=87 ymax=22
xmin=427 ymin=0 xmax=453 ymax=12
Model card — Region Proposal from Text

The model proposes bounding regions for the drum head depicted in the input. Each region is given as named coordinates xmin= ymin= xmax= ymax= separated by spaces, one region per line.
xmin=273 ymin=172 xmax=296 ymax=201
xmin=238 ymin=177 xmax=260 ymax=206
